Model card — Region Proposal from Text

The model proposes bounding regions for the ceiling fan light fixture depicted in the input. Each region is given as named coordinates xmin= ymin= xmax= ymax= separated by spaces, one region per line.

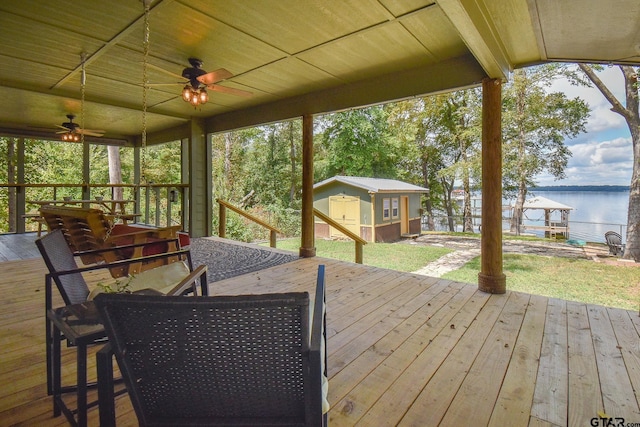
xmin=198 ymin=88 xmax=208 ymax=104
xmin=61 ymin=131 xmax=79 ymax=142
xmin=189 ymin=92 xmax=200 ymax=106
xmin=182 ymin=85 xmax=193 ymax=102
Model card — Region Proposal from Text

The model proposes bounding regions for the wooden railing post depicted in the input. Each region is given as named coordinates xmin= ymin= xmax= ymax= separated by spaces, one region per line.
xmin=355 ymin=242 xmax=363 ymax=264
xmin=216 ymin=199 xmax=283 ymax=245
xmin=219 ymin=203 xmax=226 ymax=238
xmin=313 ymin=208 xmax=367 ymax=264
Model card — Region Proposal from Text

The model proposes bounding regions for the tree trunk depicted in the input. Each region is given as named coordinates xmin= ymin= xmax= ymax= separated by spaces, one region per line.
xmin=421 ymin=156 xmax=435 ymax=231
xmin=579 ymin=64 xmax=639 ymax=261
xmin=461 ymin=142 xmax=473 ymax=232
xmin=621 ymin=67 xmax=640 ymax=261
xmin=509 ymin=76 xmax=527 ymax=234
xmin=107 ymin=146 xmax=123 ymax=200
xmin=510 ymin=180 xmax=527 ymax=235
xmin=441 ymin=177 xmax=455 ymax=231
xmin=224 ymin=133 xmax=233 ymax=187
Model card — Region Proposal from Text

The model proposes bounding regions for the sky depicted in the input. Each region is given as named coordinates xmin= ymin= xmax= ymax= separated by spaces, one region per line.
xmin=534 ymin=65 xmax=633 ymax=187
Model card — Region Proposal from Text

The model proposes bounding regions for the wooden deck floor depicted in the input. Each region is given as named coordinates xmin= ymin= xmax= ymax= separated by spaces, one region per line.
xmin=1 ymin=235 xmax=639 ymax=426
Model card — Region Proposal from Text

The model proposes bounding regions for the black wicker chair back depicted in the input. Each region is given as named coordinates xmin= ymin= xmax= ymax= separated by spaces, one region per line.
xmin=95 ymin=265 xmax=327 ymax=426
xmin=36 ymin=229 xmax=90 ymax=305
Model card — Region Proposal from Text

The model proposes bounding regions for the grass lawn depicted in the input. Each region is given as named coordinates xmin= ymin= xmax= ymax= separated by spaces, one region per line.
xmin=272 ymin=237 xmax=639 ymax=312
xmin=273 ymin=238 xmax=452 ymax=272
xmin=444 ymin=254 xmax=640 ymax=311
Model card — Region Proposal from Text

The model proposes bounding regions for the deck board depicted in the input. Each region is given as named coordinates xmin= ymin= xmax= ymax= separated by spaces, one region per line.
xmin=567 ymin=301 xmax=603 ymax=426
xmin=589 ymin=305 xmax=640 ymax=418
xmin=489 ymin=294 xmax=547 ymax=426
xmin=0 ymin=234 xmax=638 ymax=426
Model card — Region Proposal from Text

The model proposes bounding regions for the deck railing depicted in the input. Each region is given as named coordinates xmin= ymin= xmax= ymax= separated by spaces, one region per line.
xmin=217 ymin=199 xmax=284 ymax=247
xmin=1 ymin=183 xmax=188 ymax=234
xmin=313 ymin=208 xmax=367 ymax=264
xmin=422 ymin=214 xmax=627 ymax=244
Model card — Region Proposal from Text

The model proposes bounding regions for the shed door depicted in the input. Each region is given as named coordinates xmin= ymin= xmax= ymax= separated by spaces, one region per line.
xmin=401 ymin=196 xmax=409 ymax=234
xmin=329 ymin=196 xmax=360 ymax=238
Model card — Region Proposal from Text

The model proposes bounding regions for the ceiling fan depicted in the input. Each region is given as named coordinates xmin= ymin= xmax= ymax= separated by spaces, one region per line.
xmin=147 ymin=58 xmax=252 ymax=105
xmin=56 ymin=114 xmax=105 ymax=139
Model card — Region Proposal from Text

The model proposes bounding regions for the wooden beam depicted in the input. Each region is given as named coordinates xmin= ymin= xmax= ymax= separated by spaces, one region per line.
xmin=478 ymin=78 xmax=506 ymax=293
xmin=437 ymin=0 xmax=511 ymax=79
xmin=206 ymin=55 xmax=486 ymax=134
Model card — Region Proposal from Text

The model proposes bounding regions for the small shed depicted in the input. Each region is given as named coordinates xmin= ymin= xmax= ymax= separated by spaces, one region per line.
xmin=516 ymin=196 xmax=574 ymax=239
xmin=313 ymin=176 xmax=428 ymax=243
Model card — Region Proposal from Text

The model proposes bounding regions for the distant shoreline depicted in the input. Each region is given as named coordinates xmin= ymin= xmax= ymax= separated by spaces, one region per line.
xmin=529 ymin=185 xmax=629 ymax=192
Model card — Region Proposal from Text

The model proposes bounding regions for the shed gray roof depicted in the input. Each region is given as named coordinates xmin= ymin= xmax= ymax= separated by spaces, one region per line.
xmin=314 ymin=176 xmax=429 ymax=193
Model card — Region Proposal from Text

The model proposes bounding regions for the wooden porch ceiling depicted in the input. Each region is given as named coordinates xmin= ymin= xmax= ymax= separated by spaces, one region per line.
xmin=0 ymin=0 xmax=639 ymax=144
xmin=1 ymin=251 xmax=639 ymax=425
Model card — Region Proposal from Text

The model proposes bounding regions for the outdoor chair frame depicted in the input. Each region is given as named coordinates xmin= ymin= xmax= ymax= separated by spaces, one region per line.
xmin=36 ymin=229 xmax=208 ymax=426
xmin=604 ymin=231 xmax=625 ymax=256
xmin=95 ymin=265 xmax=328 ymax=426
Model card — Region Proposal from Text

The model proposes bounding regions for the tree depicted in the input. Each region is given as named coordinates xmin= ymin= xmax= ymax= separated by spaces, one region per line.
xmin=242 ymin=121 xmax=302 ymax=209
xmin=503 ymin=65 xmax=590 ymax=233
xmin=316 ymin=107 xmax=400 ymax=180
xmin=578 ymin=64 xmax=640 ymax=261
xmin=386 ymin=90 xmax=482 ymax=232
xmin=435 ymin=89 xmax=482 ymax=232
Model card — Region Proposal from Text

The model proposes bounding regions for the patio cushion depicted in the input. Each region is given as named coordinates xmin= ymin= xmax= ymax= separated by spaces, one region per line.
xmin=110 ymin=225 xmax=190 ymax=256
xmin=88 ymin=260 xmax=191 ymax=300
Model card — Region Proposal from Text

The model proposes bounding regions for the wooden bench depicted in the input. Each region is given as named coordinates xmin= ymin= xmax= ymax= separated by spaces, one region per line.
xmin=39 ymin=205 xmax=186 ymax=278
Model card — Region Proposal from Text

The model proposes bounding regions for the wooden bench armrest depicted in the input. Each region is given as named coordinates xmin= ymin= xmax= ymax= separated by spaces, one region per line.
xmin=166 ymin=265 xmax=208 ymax=296
xmin=49 ymin=248 xmax=192 ymax=279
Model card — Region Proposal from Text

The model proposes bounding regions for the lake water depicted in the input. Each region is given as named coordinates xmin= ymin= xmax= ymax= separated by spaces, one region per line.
xmin=510 ymin=190 xmax=630 ymax=243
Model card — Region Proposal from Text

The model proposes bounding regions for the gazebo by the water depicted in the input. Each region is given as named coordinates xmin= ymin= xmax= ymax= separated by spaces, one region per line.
xmin=515 ymin=196 xmax=574 ymax=239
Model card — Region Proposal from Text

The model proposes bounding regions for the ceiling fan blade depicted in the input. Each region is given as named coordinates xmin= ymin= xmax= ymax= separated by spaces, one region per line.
xmin=55 ymin=130 xmax=68 ymax=134
xmin=146 ymin=63 xmax=186 ymax=81
xmin=146 ymin=83 xmax=185 ymax=87
xmin=197 ymin=68 xmax=233 ymax=85
xmin=78 ymin=129 xmax=105 ymax=137
xmin=207 ymin=84 xmax=253 ymax=97
xmin=56 ymin=125 xmax=70 ymax=130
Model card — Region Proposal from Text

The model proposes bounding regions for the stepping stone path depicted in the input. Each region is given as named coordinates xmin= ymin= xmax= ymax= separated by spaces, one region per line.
xmin=412 ymin=247 xmax=480 ymax=277
xmin=403 ymin=234 xmax=604 ymax=278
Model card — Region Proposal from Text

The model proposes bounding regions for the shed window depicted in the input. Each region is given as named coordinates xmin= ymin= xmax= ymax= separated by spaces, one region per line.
xmin=392 ymin=198 xmax=399 ymax=219
xmin=383 ymin=198 xmax=390 ymax=220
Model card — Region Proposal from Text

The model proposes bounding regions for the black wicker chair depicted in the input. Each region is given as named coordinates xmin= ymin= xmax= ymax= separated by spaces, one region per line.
xmin=36 ymin=228 xmax=208 ymax=424
xmin=605 ymin=231 xmax=625 ymax=256
xmin=94 ymin=264 xmax=328 ymax=427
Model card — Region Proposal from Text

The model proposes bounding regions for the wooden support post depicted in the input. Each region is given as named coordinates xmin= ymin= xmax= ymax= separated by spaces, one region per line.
xmin=270 ymin=230 xmax=277 ymax=248
xmin=300 ymin=114 xmax=316 ymax=258
xmin=478 ymin=78 xmax=506 ymax=294
xmin=187 ymin=119 xmax=212 ymax=237
xmin=218 ymin=204 xmax=226 ymax=238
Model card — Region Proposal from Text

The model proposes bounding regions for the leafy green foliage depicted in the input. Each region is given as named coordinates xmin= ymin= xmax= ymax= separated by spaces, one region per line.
xmin=316 ymin=107 xmax=403 ymax=180
xmin=502 ymin=64 xmax=590 ymax=197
